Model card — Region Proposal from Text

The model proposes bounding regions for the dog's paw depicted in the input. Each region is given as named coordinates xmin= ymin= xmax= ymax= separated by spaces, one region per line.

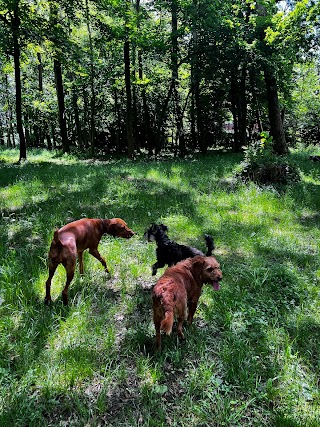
xmin=178 ymin=332 xmax=185 ymax=341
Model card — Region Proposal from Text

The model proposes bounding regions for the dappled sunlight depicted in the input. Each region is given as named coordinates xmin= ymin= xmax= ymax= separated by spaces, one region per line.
xmin=1 ymin=148 xmax=320 ymax=426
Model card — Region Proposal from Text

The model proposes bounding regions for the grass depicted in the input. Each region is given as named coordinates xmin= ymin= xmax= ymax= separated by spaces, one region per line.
xmin=1 ymin=145 xmax=320 ymax=426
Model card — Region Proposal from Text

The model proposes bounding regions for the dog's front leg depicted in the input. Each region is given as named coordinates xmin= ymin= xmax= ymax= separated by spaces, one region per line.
xmin=78 ymin=251 xmax=84 ymax=275
xmin=152 ymin=260 xmax=166 ymax=275
xmin=152 ymin=262 xmax=158 ymax=276
xmin=89 ymin=248 xmax=109 ymax=273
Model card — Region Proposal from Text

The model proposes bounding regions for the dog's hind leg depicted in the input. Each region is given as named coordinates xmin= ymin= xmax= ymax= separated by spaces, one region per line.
xmin=187 ymin=301 xmax=198 ymax=326
xmin=61 ymin=258 xmax=76 ymax=305
xmin=45 ymin=263 xmax=58 ymax=305
xmin=155 ymin=321 xmax=162 ymax=352
xmin=177 ymin=316 xmax=185 ymax=341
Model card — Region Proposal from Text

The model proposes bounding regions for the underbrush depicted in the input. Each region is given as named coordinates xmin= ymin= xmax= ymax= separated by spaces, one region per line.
xmin=237 ymin=133 xmax=301 ymax=185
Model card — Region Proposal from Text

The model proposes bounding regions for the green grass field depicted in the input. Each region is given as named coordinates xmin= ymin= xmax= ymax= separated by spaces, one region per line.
xmin=1 ymin=146 xmax=320 ymax=426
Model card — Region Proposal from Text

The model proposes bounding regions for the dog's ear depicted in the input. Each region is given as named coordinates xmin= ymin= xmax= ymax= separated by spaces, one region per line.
xmin=160 ymin=224 xmax=168 ymax=232
xmin=191 ymin=256 xmax=205 ymax=281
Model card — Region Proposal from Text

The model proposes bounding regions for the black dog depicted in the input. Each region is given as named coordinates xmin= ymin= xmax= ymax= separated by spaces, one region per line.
xmin=144 ymin=223 xmax=215 ymax=275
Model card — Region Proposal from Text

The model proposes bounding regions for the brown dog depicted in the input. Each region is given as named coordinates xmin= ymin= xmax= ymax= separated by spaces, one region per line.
xmin=45 ymin=218 xmax=134 ymax=305
xmin=152 ymin=255 xmax=222 ymax=351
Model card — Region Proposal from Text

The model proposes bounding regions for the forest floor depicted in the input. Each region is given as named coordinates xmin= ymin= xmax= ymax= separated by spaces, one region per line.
xmin=1 ymin=146 xmax=320 ymax=426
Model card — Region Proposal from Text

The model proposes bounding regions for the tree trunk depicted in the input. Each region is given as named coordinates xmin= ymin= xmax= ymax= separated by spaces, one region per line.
xmin=124 ymin=4 xmax=134 ymax=158
xmin=85 ymin=0 xmax=96 ymax=155
xmin=54 ymin=59 xmax=69 ymax=152
xmin=230 ymin=66 xmax=246 ymax=152
xmin=263 ymin=67 xmax=288 ymax=154
xmin=0 ymin=117 xmax=4 ymax=145
xmin=37 ymin=52 xmax=46 ymax=147
xmin=171 ymin=0 xmax=185 ymax=157
xmin=12 ymin=7 xmax=27 ymax=161
xmin=72 ymin=88 xmax=82 ymax=149
xmin=230 ymin=68 xmax=240 ymax=151
xmin=238 ymin=66 xmax=247 ymax=148
xmin=114 ymin=89 xmax=121 ymax=154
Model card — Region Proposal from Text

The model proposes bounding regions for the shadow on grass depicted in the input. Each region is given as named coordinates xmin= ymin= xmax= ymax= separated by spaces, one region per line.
xmin=1 ymin=150 xmax=320 ymax=426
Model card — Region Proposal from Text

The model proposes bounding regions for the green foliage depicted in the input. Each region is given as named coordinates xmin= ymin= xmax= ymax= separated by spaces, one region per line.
xmin=238 ymin=132 xmax=301 ymax=185
xmin=286 ymin=62 xmax=320 ymax=145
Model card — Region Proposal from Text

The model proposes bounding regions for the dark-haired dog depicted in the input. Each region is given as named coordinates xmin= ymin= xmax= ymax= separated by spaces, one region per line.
xmin=144 ymin=223 xmax=215 ymax=275
xmin=152 ymin=255 xmax=222 ymax=351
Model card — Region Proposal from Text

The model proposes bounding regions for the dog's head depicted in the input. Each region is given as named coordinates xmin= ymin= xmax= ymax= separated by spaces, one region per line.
xmin=106 ymin=218 xmax=135 ymax=238
xmin=192 ymin=255 xmax=222 ymax=290
xmin=143 ymin=223 xmax=168 ymax=242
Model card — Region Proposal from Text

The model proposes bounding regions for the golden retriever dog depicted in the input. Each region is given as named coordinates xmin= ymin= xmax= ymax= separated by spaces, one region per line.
xmin=152 ymin=255 xmax=222 ymax=351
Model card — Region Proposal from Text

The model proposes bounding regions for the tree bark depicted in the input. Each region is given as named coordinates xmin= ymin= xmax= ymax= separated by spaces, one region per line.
xmin=135 ymin=0 xmax=153 ymax=154
xmin=54 ymin=59 xmax=69 ymax=152
xmin=12 ymin=6 xmax=27 ymax=161
xmin=85 ymin=0 xmax=96 ymax=155
xmin=263 ymin=67 xmax=288 ymax=154
xmin=72 ymin=88 xmax=82 ymax=149
xmin=171 ymin=0 xmax=185 ymax=157
xmin=230 ymin=66 xmax=246 ymax=152
xmin=124 ymin=4 xmax=134 ymax=158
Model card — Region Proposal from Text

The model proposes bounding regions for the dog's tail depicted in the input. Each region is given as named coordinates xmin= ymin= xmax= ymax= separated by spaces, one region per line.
xmin=161 ymin=311 xmax=174 ymax=335
xmin=204 ymin=234 xmax=215 ymax=256
xmin=53 ymin=229 xmax=63 ymax=251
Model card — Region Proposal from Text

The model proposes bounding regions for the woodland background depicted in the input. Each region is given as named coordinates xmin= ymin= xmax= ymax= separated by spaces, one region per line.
xmin=0 ymin=0 xmax=319 ymax=162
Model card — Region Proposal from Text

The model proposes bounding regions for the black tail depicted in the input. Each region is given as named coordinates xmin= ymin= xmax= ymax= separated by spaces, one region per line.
xmin=204 ymin=234 xmax=215 ymax=256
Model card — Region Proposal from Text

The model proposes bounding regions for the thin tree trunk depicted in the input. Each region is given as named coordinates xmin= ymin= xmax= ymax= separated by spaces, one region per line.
xmin=12 ymin=6 xmax=26 ymax=161
xmin=238 ymin=66 xmax=247 ymax=148
xmin=230 ymin=68 xmax=240 ymax=151
xmin=171 ymin=0 xmax=185 ymax=157
xmin=263 ymin=67 xmax=287 ymax=154
xmin=124 ymin=2 xmax=134 ymax=158
xmin=54 ymin=59 xmax=69 ymax=152
xmin=155 ymin=80 xmax=175 ymax=154
xmin=136 ymin=0 xmax=152 ymax=154
xmin=37 ymin=52 xmax=46 ymax=147
xmin=0 ymin=117 xmax=4 ymax=145
xmin=230 ymin=66 xmax=247 ymax=152
xmin=85 ymin=0 xmax=95 ymax=155
xmin=114 ymin=89 xmax=121 ymax=154
xmin=72 ymin=88 xmax=82 ymax=149
xmin=250 ymin=69 xmax=263 ymax=135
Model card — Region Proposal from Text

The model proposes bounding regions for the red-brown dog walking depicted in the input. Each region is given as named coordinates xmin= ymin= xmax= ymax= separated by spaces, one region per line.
xmin=152 ymin=255 xmax=222 ymax=351
xmin=45 ymin=218 xmax=134 ymax=305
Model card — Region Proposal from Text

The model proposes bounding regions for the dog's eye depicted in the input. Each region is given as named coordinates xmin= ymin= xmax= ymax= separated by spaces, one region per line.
xmin=206 ymin=267 xmax=214 ymax=272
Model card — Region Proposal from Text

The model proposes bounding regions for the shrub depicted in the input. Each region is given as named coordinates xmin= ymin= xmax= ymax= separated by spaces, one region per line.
xmin=237 ymin=132 xmax=301 ymax=185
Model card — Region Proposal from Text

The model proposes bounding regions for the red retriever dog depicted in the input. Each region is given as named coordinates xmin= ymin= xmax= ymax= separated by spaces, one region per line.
xmin=45 ymin=218 xmax=134 ymax=305
xmin=152 ymin=255 xmax=222 ymax=351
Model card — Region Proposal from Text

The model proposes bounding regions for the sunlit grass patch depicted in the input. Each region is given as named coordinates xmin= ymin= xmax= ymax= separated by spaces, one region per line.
xmin=1 ymin=146 xmax=320 ymax=426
